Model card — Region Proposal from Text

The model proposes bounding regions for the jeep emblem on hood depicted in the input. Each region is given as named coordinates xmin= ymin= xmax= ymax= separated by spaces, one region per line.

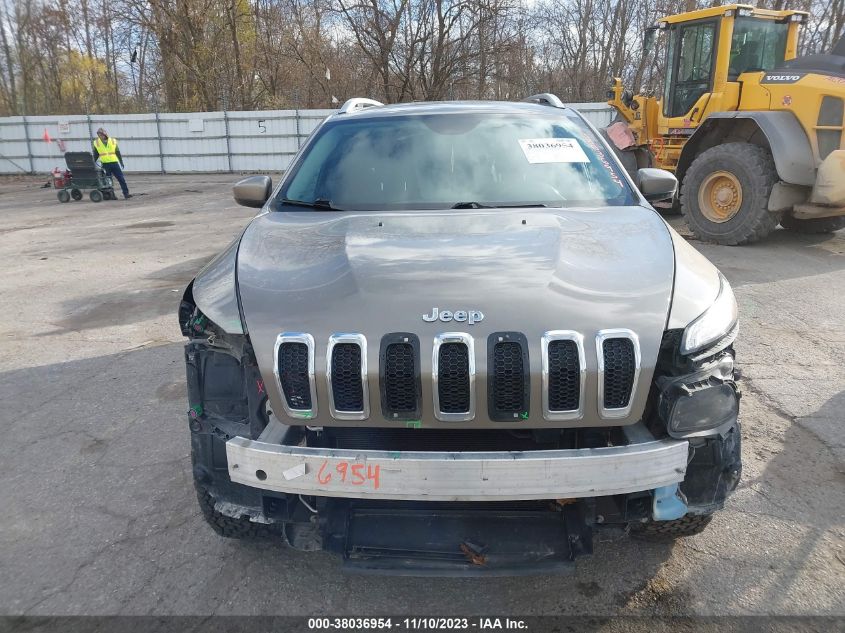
xmin=422 ymin=307 xmax=484 ymax=325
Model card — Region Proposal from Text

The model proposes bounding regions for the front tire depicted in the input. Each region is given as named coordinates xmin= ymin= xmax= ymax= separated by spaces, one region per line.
xmin=89 ymin=189 xmax=103 ymax=203
xmin=780 ymin=213 xmax=845 ymax=234
xmin=631 ymin=514 xmax=713 ymax=540
xmin=195 ymin=481 xmax=283 ymax=540
xmin=681 ymin=142 xmax=779 ymax=245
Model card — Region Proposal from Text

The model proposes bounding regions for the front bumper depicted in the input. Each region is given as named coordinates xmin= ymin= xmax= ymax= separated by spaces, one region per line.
xmin=225 ymin=424 xmax=689 ymax=502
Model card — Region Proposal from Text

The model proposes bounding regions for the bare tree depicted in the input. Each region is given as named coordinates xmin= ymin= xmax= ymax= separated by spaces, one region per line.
xmin=0 ymin=0 xmax=839 ymax=115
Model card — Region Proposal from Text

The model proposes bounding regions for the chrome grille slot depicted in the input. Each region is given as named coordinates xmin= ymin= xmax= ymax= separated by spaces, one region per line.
xmin=548 ymin=341 xmax=580 ymax=410
xmin=438 ymin=345 xmax=469 ymax=412
xmin=380 ymin=333 xmax=421 ymax=420
xmin=602 ymin=340 xmax=635 ymax=408
xmin=279 ymin=344 xmax=310 ymax=408
xmin=327 ymin=333 xmax=369 ymax=420
xmin=331 ymin=345 xmax=363 ymax=410
xmin=488 ymin=332 xmax=529 ymax=421
xmin=433 ymin=333 xmax=475 ymax=422
xmin=274 ymin=333 xmax=317 ymax=419
xmin=597 ymin=329 xmax=641 ymax=419
xmin=542 ymin=331 xmax=585 ymax=421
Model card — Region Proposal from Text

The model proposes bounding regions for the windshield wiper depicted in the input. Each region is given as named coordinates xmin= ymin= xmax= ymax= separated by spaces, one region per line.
xmin=451 ymin=201 xmax=547 ymax=209
xmin=280 ymin=197 xmax=342 ymax=211
xmin=452 ymin=201 xmax=492 ymax=209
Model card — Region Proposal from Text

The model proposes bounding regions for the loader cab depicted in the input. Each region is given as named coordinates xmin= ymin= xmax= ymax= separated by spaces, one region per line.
xmin=727 ymin=17 xmax=789 ymax=81
xmin=659 ymin=5 xmax=803 ymax=124
xmin=662 ymin=18 xmax=719 ymax=119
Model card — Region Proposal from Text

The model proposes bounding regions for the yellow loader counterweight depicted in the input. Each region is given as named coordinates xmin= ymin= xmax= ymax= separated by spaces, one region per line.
xmin=607 ymin=3 xmax=845 ymax=245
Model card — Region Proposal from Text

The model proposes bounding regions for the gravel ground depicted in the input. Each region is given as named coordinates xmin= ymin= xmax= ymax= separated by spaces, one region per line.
xmin=0 ymin=174 xmax=842 ymax=617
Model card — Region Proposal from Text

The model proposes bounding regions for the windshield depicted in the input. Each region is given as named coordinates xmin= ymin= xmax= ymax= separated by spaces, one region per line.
xmin=278 ymin=111 xmax=635 ymax=211
xmin=729 ymin=18 xmax=788 ymax=80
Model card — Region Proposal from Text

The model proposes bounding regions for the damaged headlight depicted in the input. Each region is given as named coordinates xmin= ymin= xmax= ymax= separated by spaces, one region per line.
xmin=180 ymin=236 xmax=246 ymax=336
xmin=659 ymin=379 xmax=738 ymax=437
xmin=681 ymin=274 xmax=737 ymax=356
xmin=658 ymin=356 xmax=739 ymax=438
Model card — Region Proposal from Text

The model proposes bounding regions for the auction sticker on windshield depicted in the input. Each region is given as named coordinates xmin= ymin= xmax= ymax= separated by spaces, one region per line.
xmin=519 ymin=138 xmax=589 ymax=164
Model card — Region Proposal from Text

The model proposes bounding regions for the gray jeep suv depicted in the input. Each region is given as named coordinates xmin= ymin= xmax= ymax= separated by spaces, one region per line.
xmin=179 ymin=96 xmax=741 ymax=574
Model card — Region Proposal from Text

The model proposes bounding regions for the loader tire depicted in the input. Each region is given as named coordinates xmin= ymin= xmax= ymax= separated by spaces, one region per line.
xmin=780 ymin=214 xmax=845 ymax=234
xmin=631 ymin=514 xmax=713 ymax=540
xmin=195 ymin=481 xmax=283 ymax=540
xmin=681 ymin=143 xmax=780 ymax=245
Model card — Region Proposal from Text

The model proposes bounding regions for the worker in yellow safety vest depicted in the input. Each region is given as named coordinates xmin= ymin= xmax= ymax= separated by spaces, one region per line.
xmin=92 ymin=127 xmax=132 ymax=199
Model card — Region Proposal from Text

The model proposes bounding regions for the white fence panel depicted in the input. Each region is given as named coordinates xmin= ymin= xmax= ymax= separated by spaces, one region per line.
xmin=0 ymin=104 xmax=615 ymax=174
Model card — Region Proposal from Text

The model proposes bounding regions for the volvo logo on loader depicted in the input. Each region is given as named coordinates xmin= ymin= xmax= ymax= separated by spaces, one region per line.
xmin=762 ymin=73 xmax=804 ymax=83
xmin=422 ymin=307 xmax=484 ymax=325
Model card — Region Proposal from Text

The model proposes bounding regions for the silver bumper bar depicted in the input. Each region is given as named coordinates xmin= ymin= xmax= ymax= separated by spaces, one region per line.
xmin=226 ymin=425 xmax=689 ymax=502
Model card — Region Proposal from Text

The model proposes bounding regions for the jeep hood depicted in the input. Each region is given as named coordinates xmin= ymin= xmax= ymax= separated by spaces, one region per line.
xmin=236 ymin=207 xmax=676 ymax=428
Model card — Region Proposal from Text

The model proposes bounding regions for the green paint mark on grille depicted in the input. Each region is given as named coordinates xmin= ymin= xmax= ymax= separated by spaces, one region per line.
xmin=406 ymin=420 xmax=422 ymax=429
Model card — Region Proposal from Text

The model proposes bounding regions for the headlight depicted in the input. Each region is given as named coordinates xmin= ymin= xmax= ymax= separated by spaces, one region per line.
xmin=681 ymin=274 xmax=737 ymax=355
xmin=659 ymin=378 xmax=739 ymax=437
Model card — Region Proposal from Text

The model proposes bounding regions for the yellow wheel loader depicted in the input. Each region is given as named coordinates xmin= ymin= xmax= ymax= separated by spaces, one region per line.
xmin=607 ymin=4 xmax=845 ymax=245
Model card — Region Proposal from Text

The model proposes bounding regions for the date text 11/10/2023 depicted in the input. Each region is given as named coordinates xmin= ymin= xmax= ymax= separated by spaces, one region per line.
xmin=308 ymin=617 xmax=529 ymax=629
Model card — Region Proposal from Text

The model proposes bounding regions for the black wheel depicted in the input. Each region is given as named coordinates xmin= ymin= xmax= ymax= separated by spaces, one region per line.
xmin=70 ymin=188 xmax=82 ymax=201
xmin=195 ymin=481 xmax=283 ymax=540
xmin=780 ymin=214 xmax=845 ymax=234
xmin=631 ymin=514 xmax=713 ymax=540
xmin=107 ymin=189 xmax=117 ymax=200
xmin=57 ymin=190 xmax=70 ymax=203
xmin=680 ymin=142 xmax=780 ymax=245
xmin=89 ymin=189 xmax=103 ymax=203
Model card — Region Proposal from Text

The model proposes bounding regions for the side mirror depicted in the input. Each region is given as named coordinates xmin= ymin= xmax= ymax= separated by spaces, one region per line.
xmin=233 ymin=175 xmax=272 ymax=208
xmin=636 ymin=168 xmax=677 ymax=203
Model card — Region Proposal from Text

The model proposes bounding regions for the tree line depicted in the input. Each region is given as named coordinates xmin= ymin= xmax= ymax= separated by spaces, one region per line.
xmin=0 ymin=0 xmax=842 ymax=116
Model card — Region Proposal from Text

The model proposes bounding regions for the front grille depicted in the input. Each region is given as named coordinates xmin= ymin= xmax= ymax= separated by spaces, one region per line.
xmin=326 ymin=333 xmax=368 ymax=419
xmin=272 ymin=329 xmax=641 ymax=423
xmin=383 ymin=343 xmax=418 ymax=414
xmin=437 ymin=342 xmax=471 ymax=414
xmin=488 ymin=333 xmax=529 ymax=421
xmin=548 ymin=340 xmax=581 ymax=412
xmin=277 ymin=342 xmax=312 ymax=410
xmin=602 ymin=338 xmax=636 ymax=409
xmin=330 ymin=343 xmax=364 ymax=411
xmin=492 ymin=342 xmax=524 ymax=411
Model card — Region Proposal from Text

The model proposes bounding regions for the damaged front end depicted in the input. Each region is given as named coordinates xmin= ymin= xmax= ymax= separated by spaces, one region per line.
xmin=648 ymin=327 xmax=742 ymax=519
xmin=180 ymin=314 xmax=740 ymax=573
xmin=178 ymin=240 xmax=307 ymax=535
xmin=178 ymin=230 xmax=742 ymax=575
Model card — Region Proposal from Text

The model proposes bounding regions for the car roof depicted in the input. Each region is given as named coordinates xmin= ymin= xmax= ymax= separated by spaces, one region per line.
xmin=328 ymin=100 xmax=581 ymax=121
